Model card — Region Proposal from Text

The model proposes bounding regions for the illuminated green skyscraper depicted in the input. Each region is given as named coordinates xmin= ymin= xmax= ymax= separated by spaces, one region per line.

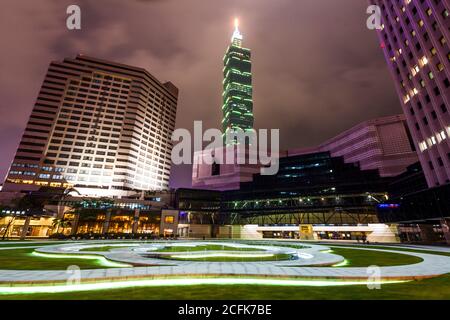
xmin=222 ymin=19 xmax=253 ymax=143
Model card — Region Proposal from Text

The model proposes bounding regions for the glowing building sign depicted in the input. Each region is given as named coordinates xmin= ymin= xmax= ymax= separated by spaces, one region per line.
xmin=377 ymin=204 xmax=400 ymax=209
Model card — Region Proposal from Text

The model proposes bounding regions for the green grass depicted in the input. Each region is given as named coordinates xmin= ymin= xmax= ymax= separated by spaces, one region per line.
xmin=330 ymin=244 xmax=450 ymax=257
xmin=154 ymin=244 xmax=263 ymax=252
xmin=79 ymin=245 xmax=134 ymax=252
xmin=161 ymin=253 xmax=292 ymax=262
xmin=1 ymin=274 xmax=450 ymax=300
xmin=243 ymin=242 xmax=309 ymax=250
xmin=0 ymin=241 xmax=68 ymax=247
xmin=0 ymin=248 xmax=116 ymax=270
xmin=327 ymin=247 xmax=423 ymax=267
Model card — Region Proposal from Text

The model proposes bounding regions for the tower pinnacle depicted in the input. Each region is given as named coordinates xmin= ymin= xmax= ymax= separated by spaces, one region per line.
xmin=231 ymin=17 xmax=243 ymax=45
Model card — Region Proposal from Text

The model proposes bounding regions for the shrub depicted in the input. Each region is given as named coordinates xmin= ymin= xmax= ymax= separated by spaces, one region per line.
xmin=49 ymin=233 xmax=68 ymax=240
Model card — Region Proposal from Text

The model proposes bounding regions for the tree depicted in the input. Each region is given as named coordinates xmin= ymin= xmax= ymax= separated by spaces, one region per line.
xmin=1 ymin=186 xmax=80 ymax=239
xmin=49 ymin=187 xmax=80 ymax=207
xmin=51 ymin=217 xmax=72 ymax=234
xmin=1 ymin=212 xmax=16 ymax=240
xmin=0 ymin=195 xmax=40 ymax=240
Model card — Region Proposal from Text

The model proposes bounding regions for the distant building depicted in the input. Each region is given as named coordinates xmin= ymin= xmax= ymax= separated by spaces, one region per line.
xmin=371 ymin=0 xmax=450 ymax=187
xmin=377 ymin=161 xmax=450 ymax=244
xmin=0 ymin=192 xmax=174 ymax=239
xmin=192 ymin=145 xmax=265 ymax=191
xmin=179 ymin=152 xmax=399 ymax=242
xmin=2 ymin=55 xmax=178 ymax=197
xmin=290 ymin=114 xmax=418 ymax=177
xmin=194 ymin=115 xmax=418 ymax=190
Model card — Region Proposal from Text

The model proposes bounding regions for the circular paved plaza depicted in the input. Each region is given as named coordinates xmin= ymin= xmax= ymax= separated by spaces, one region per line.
xmin=1 ymin=240 xmax=450 ymax=294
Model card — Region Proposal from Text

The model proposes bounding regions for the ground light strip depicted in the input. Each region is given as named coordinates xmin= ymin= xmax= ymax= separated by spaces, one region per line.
xmin=31 ymin=251 xmax=132 ymax=268
xmin=0 ymin=278 xmax=411 ymax=294
xmin=332 ymin=259 xmax=349 ymax=267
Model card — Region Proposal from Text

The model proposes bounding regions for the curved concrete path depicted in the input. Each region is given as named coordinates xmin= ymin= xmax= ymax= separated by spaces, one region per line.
xmin=36 ymin=241 xmax=343 ymax=267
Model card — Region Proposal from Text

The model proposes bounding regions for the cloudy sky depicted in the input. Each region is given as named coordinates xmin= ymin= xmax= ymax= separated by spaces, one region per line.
xmin=0 ymin=0 xmax=401 ymax=188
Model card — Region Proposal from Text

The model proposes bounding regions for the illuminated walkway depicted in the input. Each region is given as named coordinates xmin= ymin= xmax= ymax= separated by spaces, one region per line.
xmin=1 ymin=241 xmax=450 ymax=285
xmin=39 ymin=242 xmax=344 ymax=267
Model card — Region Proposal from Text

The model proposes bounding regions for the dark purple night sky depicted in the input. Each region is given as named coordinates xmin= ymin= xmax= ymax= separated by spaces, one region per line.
xmin=0 ymin=0 xmax=401 ymax=189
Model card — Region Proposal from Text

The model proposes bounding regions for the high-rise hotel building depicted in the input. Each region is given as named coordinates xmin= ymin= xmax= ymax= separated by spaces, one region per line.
xmin=371 ymin=0 xmax=449 ymax=187
xmin=2 ymin=55 xmax=178 ymax=197
xmin=222 ymin=19 xmax=254 ymax=141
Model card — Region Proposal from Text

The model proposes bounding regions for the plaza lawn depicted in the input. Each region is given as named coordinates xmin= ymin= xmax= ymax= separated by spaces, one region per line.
xmin=154 ymin=244 xmax=264 ymax=252
xmin=79 ymin=245 xmax=135 ymax=252
xmin=163 ymin=253 xmax=292 ymax=262
xmin=243 ymin=242 xmax=308 ymax=250
xmin=0 ymin=241 xmax=68 ymax=247
xmin=1 ymin=274 xmax=450 ymax=300
xmin=329 ymin=244 xmax=450 ymax=257
xmin=0 ymin=248 xmax=117 ymax=270
xmin=327 ymin=247 xmax=423 ymax=267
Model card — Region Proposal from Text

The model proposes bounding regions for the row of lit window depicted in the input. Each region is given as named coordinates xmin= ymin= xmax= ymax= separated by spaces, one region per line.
xmin=58 ymin=114 xmax=124 ymax=127
xmin=55 ymin=120 xmax=122 ymax=132
xmin=6 ymin=178 xmax=73 ymax=188
xmin=59 ymin=109 xmax=124 ymax=122
xmin=112 ymin=179 xmax=167 ymax=186
xmin=418 ymin=126 xmax=450 ymax=152
xmin=40 ymin=165 xmax=115 ymax=174
xmin=53 ymin=131 xmax=120 ymax=139
xmin=8 ymin=171 xmax=36 ymax=176
xmin=66 ymin=89 xmax=128 ymax=102
xmin=92 ymin=72 xmax=131 ymax=82
xmin=402 ymin=69 xmax=447 ymax=104
xmin=77 ymin=77 xmax=130 ymax=90
xmin=62 ymin=102 xmax=126 ymax=114
xmin=51 ymin=135 xmax=119 ymax=145
xmin=11 ymin=163 xmax=39 ymax=168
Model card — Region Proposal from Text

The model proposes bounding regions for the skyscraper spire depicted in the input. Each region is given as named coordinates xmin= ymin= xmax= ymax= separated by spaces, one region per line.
xmin=231 ymin=18 xmax=243 ymax=46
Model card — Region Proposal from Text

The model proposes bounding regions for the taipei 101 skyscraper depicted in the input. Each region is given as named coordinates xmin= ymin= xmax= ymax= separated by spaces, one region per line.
xmin=192 ymin=18 xmax=260 ymax=190
xmin=222 ymin=18 xmax=254 ymax=143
